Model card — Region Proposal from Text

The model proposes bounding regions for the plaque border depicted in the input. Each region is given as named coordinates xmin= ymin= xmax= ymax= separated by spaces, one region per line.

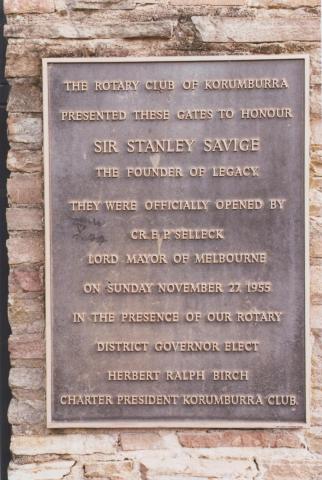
xmin=43 ymin=55 xmax=310 ymax=429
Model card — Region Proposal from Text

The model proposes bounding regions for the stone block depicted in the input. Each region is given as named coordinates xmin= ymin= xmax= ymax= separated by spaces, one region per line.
xmin=84 ymin=460 xmax=139 ymax=478
xmin=121 ymin=432 xmax=169 ymax=450
xmin=305 ymin=427 xmax=322 ymax=454
xmin=7 ymin=208 xmax=43 ymax=231
xmin=8 ymin=173 xmax=43 ymax=205
xmin=311 ymin=304 xmax=322 ymax=330
xmin=177 ymin=430 xmax=303 ymax=448
xmin=171 ymin=0 xmax=245 ymax=4
xmin=311 ymin=265 xmax=322 ymax=303
xmin=8 ymin=398 xmax=45 ymax=425
xmin=311 ymin=85 xmax=321 ymax=119
xmin=310 ymin=48 xmax=322 ymax=80
xmin=311 ymin=218 xmax=322 ymax=257
xmin=5 ymin=20 xmax=175 ymax=40
xmin=248 ymin=0 xmax=320 ymax=6
xmin=191 ymin=16 xmax=320 ymax=42
xmin=133 ymin=451 xmax=257 ymax=477
xmin=7 ymin=235 xmax=44 ymax=264
xmin=8 ymin=79 xmax=42 ymax=113
xmin=12 ymin=388 xmax=45 ymax=403
xmin=312 ymin=328 xmax=322 ymax=359
xmin=311 ymin=118 xmax=322 ymax=147
xmin=8 ymin=114 xmax=42 ymax=144
xmin=11 ymin=434 xmax=117 ymax=455
xmin=9 ymin=319 xmax=44 ymax=337
xmin=7 ymin=150 xmax=42 ymax=173
xmin=259 ymin=457 xmax=322 ymax=480
xmin=310 ymin=190 xmax=322 ymax=218
xmin=311 ymin=147 xmax=322 ymax=176
xmin=8 ymin=460 xmax=74 ymax=480
xmin=9 ymin=367 xmax=44 ymax=390
xmin=9 ymin=334 xmax=45 ymax=359
xmin=6 ymin=48 xmax=40 ymax=78
xmin=8 ymin=296 xmax=44 ymax=335
xmin=73 ymin=0 xmax=136 ymax=9
xmin=4 ymin=0 xmax=55 ymax=14
xmin=311 ymin=389 xmax=322 ymax=426
xmin=54 ymin=0 xmax=68 ymax=13
xmin=10 ymin=266 xmax=43 ymax=293
xmin=11 ymin=423 xmax=47 ymax=436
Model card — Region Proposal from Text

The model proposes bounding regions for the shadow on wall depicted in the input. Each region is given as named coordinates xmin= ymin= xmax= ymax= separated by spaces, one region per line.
xmin=0 ymin=0 xmax=10 ymax=478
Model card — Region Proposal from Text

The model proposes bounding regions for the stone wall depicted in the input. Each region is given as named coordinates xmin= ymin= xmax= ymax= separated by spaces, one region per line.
xmin=4 ymin=0 xmax=322 ymax=478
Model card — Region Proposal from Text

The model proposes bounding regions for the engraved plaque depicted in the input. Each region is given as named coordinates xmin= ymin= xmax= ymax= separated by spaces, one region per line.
xmin=43 ymin=56 xmax=308 ymax=427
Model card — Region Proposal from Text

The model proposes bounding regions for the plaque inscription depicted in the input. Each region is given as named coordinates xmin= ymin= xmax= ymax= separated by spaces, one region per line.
xmin=44 ymin=56 xmax=308 ymax=427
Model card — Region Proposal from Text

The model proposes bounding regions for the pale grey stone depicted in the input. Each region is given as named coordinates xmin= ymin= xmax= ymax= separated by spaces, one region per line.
xmin=8 ymin=460 xmax=75 ymax=480
xmin=8 ymin=114 xmax=42 ymax=144
xmin=11 ymin=434 xmax=117 ymax=455
xmin=9 ymin=367 xmax=44 ymax=390
xmin=8 ymin=398 xmax=45 ymax=425
xmin=191 ymin=16 xmax=320 ymax=42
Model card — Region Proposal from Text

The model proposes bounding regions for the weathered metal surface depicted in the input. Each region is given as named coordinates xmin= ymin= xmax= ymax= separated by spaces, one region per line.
xmin=44 ymin=57 xmax=307 ymax=427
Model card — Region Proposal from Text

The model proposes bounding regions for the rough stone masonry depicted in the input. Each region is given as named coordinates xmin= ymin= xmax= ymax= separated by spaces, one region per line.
xmin=4 ymin=0 xmax=322 ymax=478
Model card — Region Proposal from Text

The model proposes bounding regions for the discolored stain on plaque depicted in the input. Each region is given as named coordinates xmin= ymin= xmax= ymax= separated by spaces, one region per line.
xmin=43 ymin=56 xmax=308 ymax=428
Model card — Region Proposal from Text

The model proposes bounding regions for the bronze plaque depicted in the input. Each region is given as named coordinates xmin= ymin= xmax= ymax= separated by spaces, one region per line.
xmin=43 ymin=56 xmax=308 ymax=428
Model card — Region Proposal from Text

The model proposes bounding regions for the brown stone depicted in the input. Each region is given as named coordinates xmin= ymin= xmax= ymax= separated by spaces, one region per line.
xmin=312 ymin=330 xmax=322 ymax=382
xmin=191 ymin=16 xmax=320 ymax=42
xmin=120 ymin=432 xmax=167 ymax=450
xmin=171 ymin=0 xmax=245 ymax=4
xmin=311 ymin=147 xmax=322 ymax=177
xmin=4 ymin=0 xmax=55 ymax=14
xmin=310 ymin=191 xmax=322 ymax=218
xmin=84 ymin=460 xmax=135 ymax=478
xmin=8 ymin=79 xmax=42 ymax=113
xmin=248 ymin=0 xmax=320 ymax=6
xmin=10 ymin=267 xmax=43 ymax=293
xmin=8 ymin=296 xmax=44 ymax=335
xmin=9 ymin=333 xmax=45 ymax=359
xmin=311 ymin=389 xmax=322 ymax=426
xmin=8 ymin=173 xmax=42 ymax=205
xmin=311 ymin=86 xmax=322 ymax=119
xmin=311 ymin=218 xmax=322 ymax=258
xmin=260 ymin=458 xmax=322 ymax=480
xmin=305 ymin=428 xmax=322 ymax=454
xmin=5 ymin=48 xmax=40 ymax=78
xmin=7 ymin=150 xmax=42 ymax=173
xmin=73 ymin=0 xmax=137 ymax=10
xmin=177 ymin=430 xmax=303 ymax=448
xmin=311 ymin=266 xmax=322 ymax=304
xmin=311 ymin=119 xmax=322 ymax=147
